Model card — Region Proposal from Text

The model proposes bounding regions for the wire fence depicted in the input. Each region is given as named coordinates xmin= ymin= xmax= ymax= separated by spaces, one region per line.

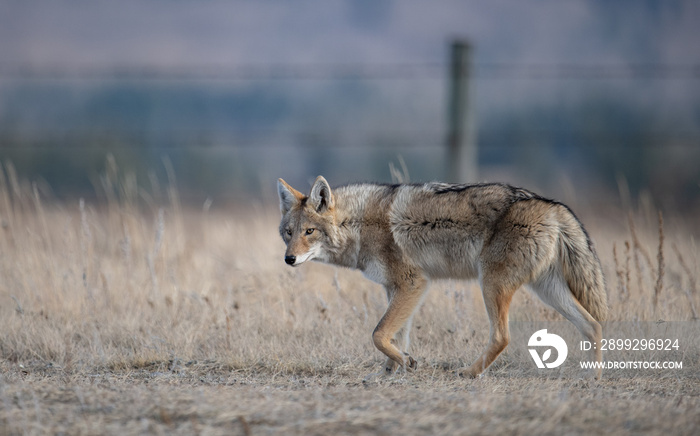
xmin=1 ymin=62 xmax=699 ymax=81
xmin=0 ymin=61 xmax=699 ymax=204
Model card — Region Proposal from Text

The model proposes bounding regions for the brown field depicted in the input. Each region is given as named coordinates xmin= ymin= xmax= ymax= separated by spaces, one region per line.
xmin=0 ymin=164 xmax=698 ymax=435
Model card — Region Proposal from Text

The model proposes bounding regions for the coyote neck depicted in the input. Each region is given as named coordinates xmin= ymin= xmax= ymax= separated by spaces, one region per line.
xmin=323 ymin=185 xmax=398 ymax=278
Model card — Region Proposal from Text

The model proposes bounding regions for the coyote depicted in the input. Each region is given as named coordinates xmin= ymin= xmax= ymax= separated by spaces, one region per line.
xmin=277 ymin=176 xmax=607 ymax=379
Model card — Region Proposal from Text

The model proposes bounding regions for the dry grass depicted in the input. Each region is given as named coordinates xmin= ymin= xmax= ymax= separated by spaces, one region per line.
xmin=0 ymin=162 xmax=698 ymax=435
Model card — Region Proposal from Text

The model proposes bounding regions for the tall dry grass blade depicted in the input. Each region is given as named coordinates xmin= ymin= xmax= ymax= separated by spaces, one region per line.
xmin=32 ymin=182 xmax=57 ymax=295
xmin=673 ymin=242 xmax=698 ymax=320
xmin=153 ymin=208 xmax=165 ymax=258
xmin=162 ymin=156 xmax=184 ymax=254
xmin=163 ymin=156 xmax=180 ymax=214
xmin=0 ymin=163 xmax=14 ymax=229
xmin=389 ymin=155 xmax=410 ymax=184
xmin=673 ymin=243 xmax=697 ymax=295
xmin=11 ymin=295 xmax=24 ymax=315
xmin=628 ymin=214 xmax=645 ymax=299
xmin=148 ymin=170 xmax=162 ymax=203
xmin=624 ymin=241 xmax=631 ymax=299
xmin=639 ymin=190 xmax=657 ymax=229
xmin=5 ymin=161 xmax=25 ymax=215
xmin=79 ymin=198 xmax=93 ymax=293
xmin=101 ymin=154 xmax=118 ymax=204
xmin=32 ymin=183 xmax=48 ymax=248
xmin=629 ymin=213 xmax=654 ymax=271
xmin=612 ymin=242 xmax=626 ymax=301
xmin=121 ymin=220 xmax=133 ymax=285
xmin=653 ymin=211 xmax=665 ymax=312
xmin=121 ymin=172 xmax=138 ymax=210
xmin=101 ymin=155 xmax=121 ymax=235
xmin=616 ymin=173 xmax=632 ymax=213
xmin=682 ymin=289 xmax=699 ymax=321
xmin=148 ymin=208 xmax=166 ymax=297
xmin=628 ymin=213 xmax=654 ymax=298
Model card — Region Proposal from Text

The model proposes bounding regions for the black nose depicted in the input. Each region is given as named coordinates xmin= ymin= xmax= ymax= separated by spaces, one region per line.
xmin=284 ymin=255 xmax=296 ymax=265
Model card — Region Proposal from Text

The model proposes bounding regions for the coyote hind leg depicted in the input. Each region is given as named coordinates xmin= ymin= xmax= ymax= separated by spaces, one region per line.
xmin=531 ymin=270 xmax=603 ymax=379
xmin=459 ymin=276 xmax=519 ymax=378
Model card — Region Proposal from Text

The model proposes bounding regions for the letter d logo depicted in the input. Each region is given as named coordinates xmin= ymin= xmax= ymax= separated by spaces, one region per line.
xmin=528 ymin=329 xmax=568 ymax=369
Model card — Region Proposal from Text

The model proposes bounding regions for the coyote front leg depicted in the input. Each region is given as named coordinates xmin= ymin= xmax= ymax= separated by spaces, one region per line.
xmin=378 ymin=315 xmax=417 ymax=376
xmin=371 ymin=274 xmax=429 ymax=376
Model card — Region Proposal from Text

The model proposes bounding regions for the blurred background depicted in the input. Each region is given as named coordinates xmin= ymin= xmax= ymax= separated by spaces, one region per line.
xmin=0 ymin=0 xmax=698 ymax=210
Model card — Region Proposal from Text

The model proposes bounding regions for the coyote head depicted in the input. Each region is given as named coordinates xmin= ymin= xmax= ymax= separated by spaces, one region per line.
xmin=277 ymin=176 xmax=338 ymax=267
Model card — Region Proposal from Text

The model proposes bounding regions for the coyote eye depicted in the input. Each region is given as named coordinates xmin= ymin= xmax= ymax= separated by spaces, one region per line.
xmin=285 ymin=229 xmax=292 ymax=236
xmin=305 ymin=228 xmax=315 ymax=235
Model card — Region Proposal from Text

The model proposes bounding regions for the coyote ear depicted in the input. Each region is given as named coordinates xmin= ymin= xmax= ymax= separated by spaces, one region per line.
xmin=278 ymin=178 xmax=304 ymax=215
xmin=309 ymin=175 xmax=334 ymax=213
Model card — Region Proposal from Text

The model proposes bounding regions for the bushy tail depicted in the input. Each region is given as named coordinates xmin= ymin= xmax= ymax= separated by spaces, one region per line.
xmin=557 ymin=208 xmax=608 ymax=322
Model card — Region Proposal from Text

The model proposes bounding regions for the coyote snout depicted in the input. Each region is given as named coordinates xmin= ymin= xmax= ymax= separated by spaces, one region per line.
xmin=277 ymin=175 xmax=607 ymax=380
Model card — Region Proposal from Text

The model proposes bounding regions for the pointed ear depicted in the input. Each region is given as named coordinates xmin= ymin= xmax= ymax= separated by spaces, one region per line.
xmin=309 ymin=175 xmax=334 ymax=213
xmin=278 ymin=178 xmax=304 ymax=215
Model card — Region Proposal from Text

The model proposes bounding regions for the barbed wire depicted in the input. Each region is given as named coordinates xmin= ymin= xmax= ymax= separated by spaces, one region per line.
xmin=0 ymin=62 xmax=699 ymax=81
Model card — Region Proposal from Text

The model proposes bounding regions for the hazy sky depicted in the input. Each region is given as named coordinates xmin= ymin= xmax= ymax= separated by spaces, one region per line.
xmin=1 ymin=0 xmax=698 ymax=68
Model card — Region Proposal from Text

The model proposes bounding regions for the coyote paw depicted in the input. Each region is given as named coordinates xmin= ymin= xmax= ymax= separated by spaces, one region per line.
xmin=457 ymin=366 xmax=481 ymax=379
xmin=386 ymin=353 xmax=417 ymax=373
xmin=363 ymin=355 xmax=417 ymax=383
xmin=404 ymin=355 xmax=418 ymax=372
